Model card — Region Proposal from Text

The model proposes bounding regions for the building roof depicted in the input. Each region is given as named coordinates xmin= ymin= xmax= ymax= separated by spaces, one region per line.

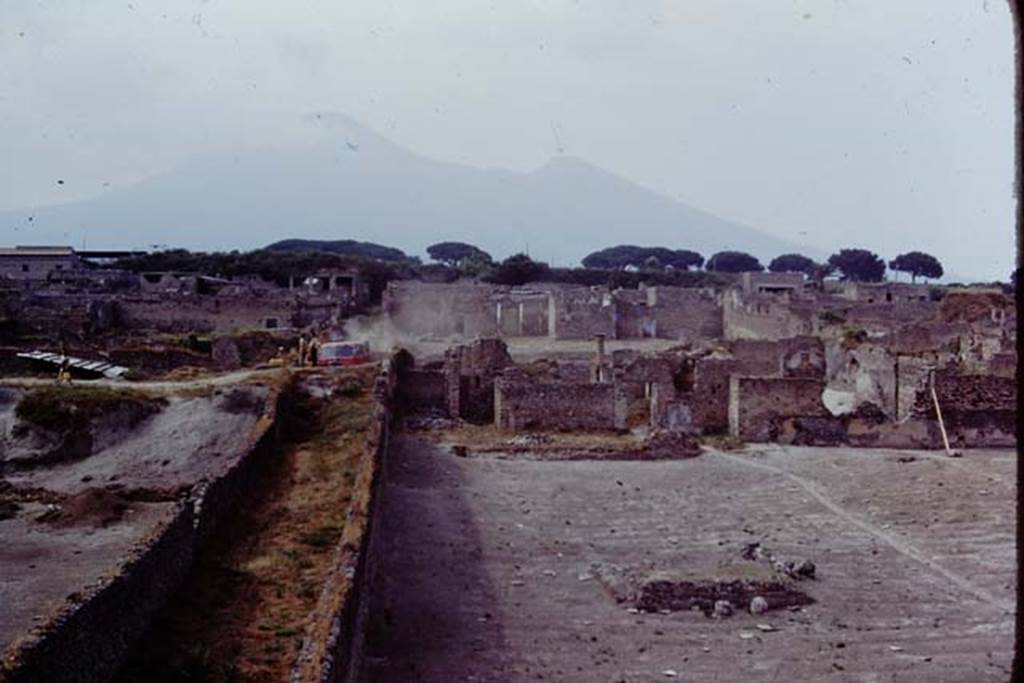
xmin=0 ymin=245 xmax=76 ymax=257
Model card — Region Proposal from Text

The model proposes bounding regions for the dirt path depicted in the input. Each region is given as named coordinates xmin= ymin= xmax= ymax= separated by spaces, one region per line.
xmin=363 ymin=435 xmax=1014 ymax=681
xmin=0 ymin=368 xmax=281 ymax=393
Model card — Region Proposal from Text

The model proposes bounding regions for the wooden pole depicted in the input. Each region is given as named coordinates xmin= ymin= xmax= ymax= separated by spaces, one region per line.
xmin=929 ymin=371 xmax=957 ymax=456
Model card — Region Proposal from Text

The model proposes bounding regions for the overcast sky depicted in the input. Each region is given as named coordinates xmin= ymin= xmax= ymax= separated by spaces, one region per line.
xmin=0 ymin=1 xmax=1015 ymax=280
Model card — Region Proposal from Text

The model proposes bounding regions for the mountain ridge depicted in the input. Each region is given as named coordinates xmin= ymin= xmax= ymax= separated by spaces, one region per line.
xmin=0 ymin=117 xmax=818 ymax=266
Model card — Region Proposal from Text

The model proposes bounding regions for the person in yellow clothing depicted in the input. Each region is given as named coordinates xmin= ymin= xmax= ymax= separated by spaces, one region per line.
xmin=56 ymin=357 xmax=73 ymax=385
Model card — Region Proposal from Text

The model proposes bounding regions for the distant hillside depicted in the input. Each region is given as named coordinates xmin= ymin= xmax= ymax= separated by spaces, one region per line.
xmin=0 ymin=115 xmax=817 ymax=266
xmin=265 ymin=238 xmax=410 ymax=262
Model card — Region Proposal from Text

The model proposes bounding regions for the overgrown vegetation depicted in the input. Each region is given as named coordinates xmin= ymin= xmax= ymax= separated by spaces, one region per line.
xmin=264 ymin=238 xmax=410 ymax=262
xmin=115 ymin=367 xmax=376 ymax=682
xmin=840 ymin=326 xmax=869 ymax=349
xmin=15 ymin=386 xmax=164 ymax=433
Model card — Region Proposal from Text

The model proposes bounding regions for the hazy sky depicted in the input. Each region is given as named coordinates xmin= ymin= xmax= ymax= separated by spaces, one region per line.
xmin=0 ymin=1 xmax=1015 ymax=280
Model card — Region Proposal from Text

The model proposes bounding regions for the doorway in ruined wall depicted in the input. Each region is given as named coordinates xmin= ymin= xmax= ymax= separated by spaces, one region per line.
xmin=459 ymin=375 xmax=494 ymax=423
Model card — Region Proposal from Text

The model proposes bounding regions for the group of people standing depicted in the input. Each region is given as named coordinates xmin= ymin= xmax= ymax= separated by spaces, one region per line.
xmin=296 ymin=332 xmax=322 ymax=367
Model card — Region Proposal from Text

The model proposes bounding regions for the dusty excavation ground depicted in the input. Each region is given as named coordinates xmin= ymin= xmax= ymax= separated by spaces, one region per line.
xmin=364 ymin=433 xmax=1014 ymax=681
xmin=0 ymin=375 xmax=276 ymax=654
xmin=0 ymin=366 xmax=375 ymax=680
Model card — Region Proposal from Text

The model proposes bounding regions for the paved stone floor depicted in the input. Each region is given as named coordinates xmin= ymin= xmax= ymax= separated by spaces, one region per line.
xmin=363 ymin=436 xmax=1015 ymax=682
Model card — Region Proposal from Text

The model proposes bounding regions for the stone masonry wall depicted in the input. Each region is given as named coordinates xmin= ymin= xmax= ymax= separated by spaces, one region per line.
xmin=549 ymin=288 xmax=615 ymax=340
xmin=443 ymin=339 xmax=513 ymax=423
xmin=495 ymin=370 xmax=627 ymax=431
xmin=728 ymin=377 xmax=828 ymax=441
xmin=645 ymin=286 xmax=723 ymax=341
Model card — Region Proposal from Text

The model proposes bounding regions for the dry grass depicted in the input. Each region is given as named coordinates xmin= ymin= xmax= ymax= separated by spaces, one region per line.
xmin=115 ymin=367 xmax=376 ymax=682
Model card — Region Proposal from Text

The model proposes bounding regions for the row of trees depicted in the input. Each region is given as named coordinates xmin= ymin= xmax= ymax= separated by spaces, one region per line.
xmin=426 ymin=241 xmax=945 ymax=283
xmin=111 ymin=241 xmax=946 ymax=304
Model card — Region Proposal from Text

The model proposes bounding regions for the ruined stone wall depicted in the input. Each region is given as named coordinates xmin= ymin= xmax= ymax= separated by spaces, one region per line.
xmin=120 ymin=295 xmax=334 ymax=334
xmin=612 ymin=290 xmax=649 ymax=339
xmin=384 ymin=282 xmax=497 ymax=338
xmin=887 ymin=322 xmax=965 ymax=355
xmin=549 ymin=287 xmax=615 ymax=340
xmin=728 ymin=377 xmax=828 ymax=441
xmin=443 ymin=339 xmax=513 ymax=422
xmin=686 ymin=338 xmax=814 ymax=433
xmin=495 ymin=370 xmax=627 ymax=431
xmin=723 ymin=291 xmax=815 ymax=341
xmin=5 ymin=281 xmax=355 ymax=341
xmin=645 ymin=286 xmax=723 ymax=341
xmin=1 ymin=381 xmax=286 ymax=682
xmin=681 ymin=357 xmax=733 ymax=433
xmin=495 ymin=292 xmax=550 ymax=337
xmin=912 ymin=371 xmax=1017 ymax=443
xmin=841 ymin=301 xmax=936 ymax=328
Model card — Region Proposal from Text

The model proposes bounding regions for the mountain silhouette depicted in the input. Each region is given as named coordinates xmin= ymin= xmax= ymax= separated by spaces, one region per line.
xmin=0 ymin=115 xmax=816 ymax=266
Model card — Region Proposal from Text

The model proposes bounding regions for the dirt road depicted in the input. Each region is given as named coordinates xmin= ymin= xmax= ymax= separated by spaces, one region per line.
xmin=363 ymin=436 xmax=1014 ymax=681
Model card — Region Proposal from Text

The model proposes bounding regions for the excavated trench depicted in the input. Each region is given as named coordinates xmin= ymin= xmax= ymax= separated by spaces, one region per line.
xmin=113 ymin=368 xmax=375 ymax=682
xmin=634 ymin=579 xmax=815 ymax=616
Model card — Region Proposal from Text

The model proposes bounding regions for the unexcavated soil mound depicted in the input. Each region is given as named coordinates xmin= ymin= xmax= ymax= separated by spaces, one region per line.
xmin=217 ymin=386 xmax=265 ymax=414
xmin=36 ymin=486 xmax=135 ymax=528
xmin=641 ymin=430 xmax=701 ymax=459
xmin=5 ymin=386 xmax=166 ymax=470
xmin=937 ymin=290 xmax=1010 ymax=323
xmin=635 ymin=578 xmax=814 ymax=615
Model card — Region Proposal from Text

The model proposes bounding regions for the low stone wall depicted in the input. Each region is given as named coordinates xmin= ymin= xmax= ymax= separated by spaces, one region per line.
xmin=1 ymin=379 xmax=287 ymax=682
xmin=495 ymin=371 xmax=627 ymax=431
xmin=291 ymin=352 xmax=399 ymax=683
xmin=728 ymin=371 xmax=1016 ymax=448
xmin=728 ymin=376 xmax=828 ymax=441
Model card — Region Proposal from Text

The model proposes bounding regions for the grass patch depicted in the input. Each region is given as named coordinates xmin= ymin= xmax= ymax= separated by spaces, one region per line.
xmin=15 ymin=386 xmax=164 ymax=433
xmin=840 ymin=325 xmax=868 ymax=349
